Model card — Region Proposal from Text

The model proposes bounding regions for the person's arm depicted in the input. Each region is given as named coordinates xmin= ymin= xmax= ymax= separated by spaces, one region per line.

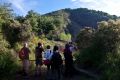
xmin=44 ymin=51 xmax=47 ymax=58
xmin=28 ymin=48 xmax=31 ymax=54
xmin=35 ymin=48 xmax=37 ymax=58
xmin=42 ymin=51 xmax=46 ymax=60
xmin=58 ymin=53 xmax=63 ymax=65
xmin=51 ymin=55 xmax=54 ymax=64
xmin=49 ymin=50 xmax=53 ymax=60
xmin=42 ymin=47 xmax=44 ymax=52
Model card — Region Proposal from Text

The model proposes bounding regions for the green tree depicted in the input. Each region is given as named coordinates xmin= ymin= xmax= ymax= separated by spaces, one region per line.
xmin=76 ymin=19 xmax=120 ymax=80
xmin=37 ymin=16 xmax=55 ymax=34
xmin=2 ymin=20 xmax=32 ymax=47
xmin=0 ymin=3 xmax=13 ymax=49
xmin=26 ymin=10 xmax=40 ymax=33
xmin=15 ymin=16 xmax=25 ymax=23
xmin=18 ymin=20 xmax=32 ymax=42
xmin=76 ymin=27 xmax=95 ymax=49
xmin=0 ymin=3 xmax=13 ymax=20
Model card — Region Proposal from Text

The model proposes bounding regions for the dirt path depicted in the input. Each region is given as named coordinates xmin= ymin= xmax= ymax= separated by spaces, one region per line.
xmin=15 ymin=65 xmax=95 ymax=80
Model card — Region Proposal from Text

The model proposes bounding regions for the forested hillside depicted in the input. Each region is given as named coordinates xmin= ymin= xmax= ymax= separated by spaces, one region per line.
xmin=1 ymin=2 xmax=120 ymax=80
xmin=46 ymin=8 xmax=119 ymax=39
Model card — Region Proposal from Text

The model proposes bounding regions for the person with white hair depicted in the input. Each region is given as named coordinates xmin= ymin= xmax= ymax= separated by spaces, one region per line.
xmin=19 ymin=42 xmax=30 ymax=76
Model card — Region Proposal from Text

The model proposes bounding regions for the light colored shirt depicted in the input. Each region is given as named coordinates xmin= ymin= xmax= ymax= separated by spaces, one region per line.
xmin=70 ymin=46 xmax=74 ymax=52
xmin=44 ymin=49 xmax=53 ymax=60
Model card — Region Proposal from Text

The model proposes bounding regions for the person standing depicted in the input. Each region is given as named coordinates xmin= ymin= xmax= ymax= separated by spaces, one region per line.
xmin=19 ymin=43 xmax=30 ymax=76
xmin=69 ymin=42 xmax=78 ymax=52
xmin=51 ymin=45 xmax=63 ymax=80
xmin=44 ymin=45 xmax=53 ymax=71
xmin=35 ymin=42 xmax=44 ymax=76
xmin=63 ymin=43 xmax=74 ymax=77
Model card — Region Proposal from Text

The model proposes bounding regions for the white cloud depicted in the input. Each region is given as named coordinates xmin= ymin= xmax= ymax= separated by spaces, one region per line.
xmin=7 ymin=0 xmax=39 ymax=15
xmin=71 ymin=0 xmax=77 ymax=2
xmin=71 ymin=0 xmax=120 ymax=16
xmin=8 ymin=0 xmax=27 ymax=15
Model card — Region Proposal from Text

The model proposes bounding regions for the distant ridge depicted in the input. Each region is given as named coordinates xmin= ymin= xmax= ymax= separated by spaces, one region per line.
xmin=45 ymin=8 xmax=119 ymax=40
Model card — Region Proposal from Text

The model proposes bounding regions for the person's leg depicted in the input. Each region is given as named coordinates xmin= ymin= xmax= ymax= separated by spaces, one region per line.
xmin=39 ymin=59 xmax=43 ymax=75
xmin=22 ymin=60 xmax=29 ymax=76
xmin=39 ymin=65 xmax=42 ymax=75
xmin=65 ymin=62 xmax=70 ymax=77
xmin=69 ymin=64 xmax=75 ymax=76
xmin=22 ymin=60 xmax=26 ymax=75
xmin=25 ymin=60 xmax=30 ymax=75
xmin=35 ymin=59 xmax=39 ymax=75
xmin=51 ymin=64 xmax=54 ymax=73
xmin=35 ymin=65 xmax=39 ymax=75
xmin=57 ymin=67 xmax=61 ymax=80
xmin=51 ymin=65 xmax=56 ymax=79
xmin=47 ymin=64 xmax=50 ymax=71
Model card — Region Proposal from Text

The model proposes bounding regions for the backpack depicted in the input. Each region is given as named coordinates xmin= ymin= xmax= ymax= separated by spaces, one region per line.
xmin=19 ymin=48 xmax=25 ymax=60
xmin=35 ymin=47 xmax=43 ymax=58
xmin=44 ymin=50 xmax=52 ymax=65
xmin=52 ymin=52 xmax=63 ymax=65
xmin=46 ymin=50 xmax=52 ymax=60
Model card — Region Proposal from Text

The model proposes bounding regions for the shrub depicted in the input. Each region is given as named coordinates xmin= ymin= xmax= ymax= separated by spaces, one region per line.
xmin=59 ymin=32 xmax=71 ymax=41
xmin=76 ymin=27 xmax=95 ymax=49
xmin=0 ymin=51 xmax=18 ymax=78
xmin=102 ymin=53 xmax=120 ymax=80
xmin=76 ymin=20 xmax=120 ymax=79
xmin=2 ymin=20 xmax=32 ymax=47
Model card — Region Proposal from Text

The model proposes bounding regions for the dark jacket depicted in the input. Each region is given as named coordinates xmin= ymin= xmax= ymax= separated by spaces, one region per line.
xmin=51 ymin=51 xmax=62 ymax=69
xmin=35 ymin=46 xmax=44 ymax=59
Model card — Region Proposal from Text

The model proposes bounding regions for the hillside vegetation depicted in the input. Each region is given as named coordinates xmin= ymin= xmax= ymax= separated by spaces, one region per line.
xmin=76 ymin=19 xmax=120 ymax=80
xmin=1 ymin=2 xmax=120 ymax=80
xmin=47 ymin=8 xmax=118 ymax=40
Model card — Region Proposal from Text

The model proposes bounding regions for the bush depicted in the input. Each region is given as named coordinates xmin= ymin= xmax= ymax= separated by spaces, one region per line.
xmin=0 ymin=51 xmax=18 ymax=78
xmin=59 ymin=32 xmax=71 ymax=41
xmin=76 ymin=20 xmax=120 ymax=79
xmin=102 ymin=53 xmax=120 ymax=80
xmin=76 ymin=27 xmax=95 ymax=49
xmin=75 ymin=45 xmax=105 ymax=69
xmin=2 ymin=20 xmax=32 ymax=47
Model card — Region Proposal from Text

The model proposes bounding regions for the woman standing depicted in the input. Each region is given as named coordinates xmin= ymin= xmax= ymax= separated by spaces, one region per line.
xmin=51 ymin=45 xmax=63 ymax=80
xmin=44 ymin=45 xmax=53 ymax=71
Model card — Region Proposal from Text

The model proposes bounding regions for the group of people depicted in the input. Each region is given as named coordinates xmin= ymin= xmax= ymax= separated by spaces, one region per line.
xmin=19 ymin=42 xmax=76 ymax=79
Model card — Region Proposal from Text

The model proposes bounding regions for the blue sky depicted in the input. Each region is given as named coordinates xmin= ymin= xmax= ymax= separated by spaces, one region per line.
xmin=2 ymin=0 xmax=120 ymax=16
